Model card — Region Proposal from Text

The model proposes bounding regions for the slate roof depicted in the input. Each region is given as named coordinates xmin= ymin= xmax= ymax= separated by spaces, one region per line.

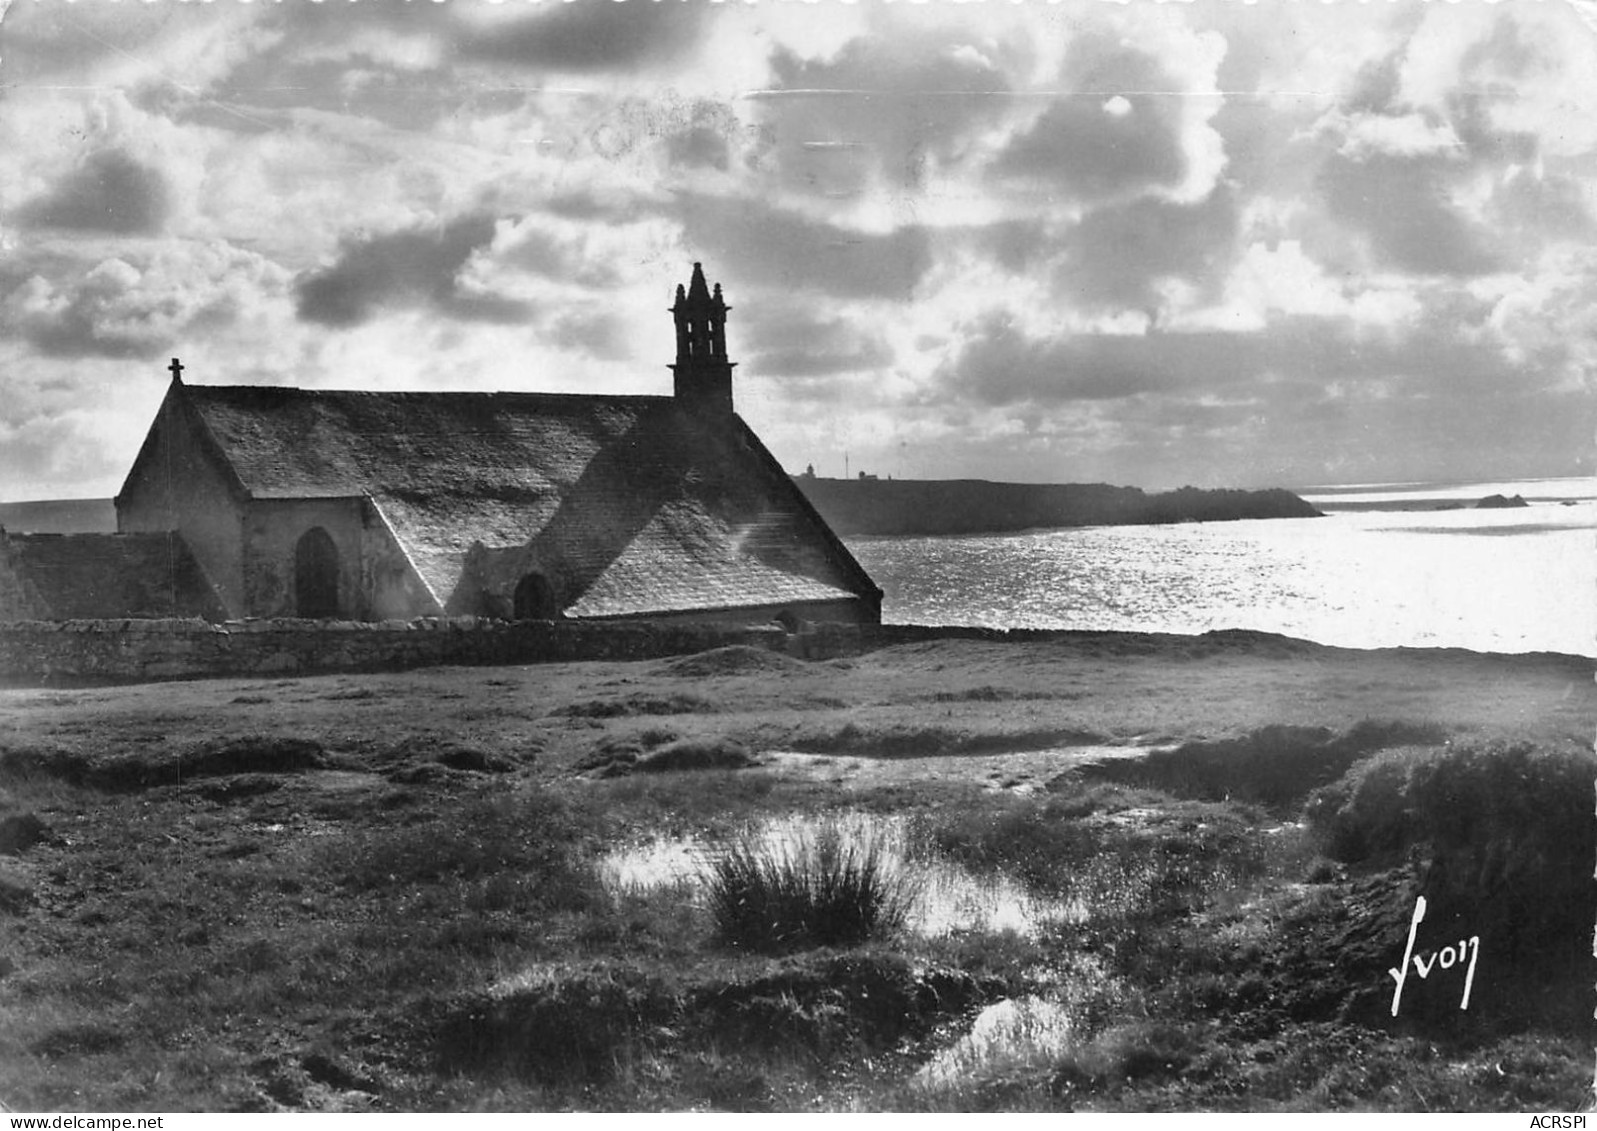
xmin=8 ymin=533 xmax=227 ymax=620
xmin=174 ymin=385 xmax=877 ymax=617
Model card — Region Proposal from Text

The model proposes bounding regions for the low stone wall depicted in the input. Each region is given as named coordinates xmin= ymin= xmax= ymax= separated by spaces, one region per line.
xmin=0 ymin=617 xmax=796 ymax=686
xmin=790 ymin=621 xmax=1072 ymax=658
xmin=0 ymin=616 xmax=1351 ymax=688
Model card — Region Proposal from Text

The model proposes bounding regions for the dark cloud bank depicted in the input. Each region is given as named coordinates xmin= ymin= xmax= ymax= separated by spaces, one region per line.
xmin=295 ymin=214 xmax=528 ymax=327
xmin=17 ymin=150 xmax=171 ymax=235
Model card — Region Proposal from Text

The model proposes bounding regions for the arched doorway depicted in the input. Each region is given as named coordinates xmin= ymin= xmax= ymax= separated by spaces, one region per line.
xmin=294 ymin=527 xmax=340 ymax=618
xmin=513 ymin=572 xmax=558 ymax=620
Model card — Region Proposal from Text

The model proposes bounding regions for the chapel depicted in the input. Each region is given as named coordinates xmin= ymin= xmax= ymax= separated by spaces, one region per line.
xmin=6 ymin=265 xmax=882 ymax=626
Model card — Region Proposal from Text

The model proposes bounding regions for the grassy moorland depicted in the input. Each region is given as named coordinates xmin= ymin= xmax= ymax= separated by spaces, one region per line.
xmin=0 ymin=632 xmax=1591 ymax=1112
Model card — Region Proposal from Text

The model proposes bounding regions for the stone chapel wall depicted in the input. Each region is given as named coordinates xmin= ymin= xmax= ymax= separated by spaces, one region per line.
xmin=117 ymin=400 xmax=246 ymax=616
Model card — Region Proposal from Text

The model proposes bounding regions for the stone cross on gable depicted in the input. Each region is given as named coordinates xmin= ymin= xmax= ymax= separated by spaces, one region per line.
xmin=168 ymin=358 xmax=184 ymax=383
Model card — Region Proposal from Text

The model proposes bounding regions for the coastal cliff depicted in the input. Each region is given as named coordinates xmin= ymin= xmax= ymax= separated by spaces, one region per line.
xmin=791 ymin=477 xmax=1323 ymax=536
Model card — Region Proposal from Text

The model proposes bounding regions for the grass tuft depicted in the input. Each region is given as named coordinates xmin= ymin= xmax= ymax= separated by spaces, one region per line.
xmin=705 ymin=817 xmax=923 ymax=952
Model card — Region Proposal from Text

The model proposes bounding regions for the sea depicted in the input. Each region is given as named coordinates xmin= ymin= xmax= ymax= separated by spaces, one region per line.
xmin=845 ymin=477 xmax=1596 ymax=658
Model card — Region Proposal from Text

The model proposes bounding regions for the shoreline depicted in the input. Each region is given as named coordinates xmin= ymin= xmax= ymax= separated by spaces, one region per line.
xmin=866 ymin=622 xmax=1597 ymax=665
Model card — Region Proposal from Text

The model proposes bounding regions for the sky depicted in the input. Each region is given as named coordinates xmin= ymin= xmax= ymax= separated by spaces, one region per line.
xmin=2 ymin=0 xmax=1594 ymax=500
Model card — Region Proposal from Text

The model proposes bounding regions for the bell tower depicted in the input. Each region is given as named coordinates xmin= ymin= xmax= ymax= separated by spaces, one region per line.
xmin=670 ymin=262 xmax=735 ymax=415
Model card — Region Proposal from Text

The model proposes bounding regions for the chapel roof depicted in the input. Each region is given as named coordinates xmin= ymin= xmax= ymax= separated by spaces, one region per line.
xmin=166 ymin=384 xmax=877 ymax=617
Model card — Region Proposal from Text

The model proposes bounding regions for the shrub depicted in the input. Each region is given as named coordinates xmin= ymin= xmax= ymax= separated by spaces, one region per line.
xmin=1078 ymin=721 xmax=1449 ymax=811
xmin=1307 ymin=740 xmax=1596 ymax=970
xmin=705 ymin=817 xmax=922 ymax=952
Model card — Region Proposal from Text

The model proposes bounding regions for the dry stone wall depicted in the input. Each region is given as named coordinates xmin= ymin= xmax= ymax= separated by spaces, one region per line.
xmin=0 ymin=616 xmax=1330 ymax=687
xmin=0 ymin=617 xmax=794 ymax=686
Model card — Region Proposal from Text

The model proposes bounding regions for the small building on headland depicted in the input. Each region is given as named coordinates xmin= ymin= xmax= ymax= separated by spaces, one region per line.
xmin=3 ymin=265 xmax=882 ymax=626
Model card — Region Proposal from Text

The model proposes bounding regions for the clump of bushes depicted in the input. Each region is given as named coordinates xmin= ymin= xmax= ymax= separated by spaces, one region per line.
xmin=1307 ymin=741 xmax=1595 ymax=972
xmin=1079 ymin=720 xmax=1449 ymax=811
xmin=705 ymin=817 xmax=922 ymax=952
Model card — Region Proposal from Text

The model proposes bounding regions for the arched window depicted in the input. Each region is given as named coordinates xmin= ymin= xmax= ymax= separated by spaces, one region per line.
xmin=294 ymin=527 xmax=340 ymax=618
xmin=513 ymin=572 xmax=558 ymax=620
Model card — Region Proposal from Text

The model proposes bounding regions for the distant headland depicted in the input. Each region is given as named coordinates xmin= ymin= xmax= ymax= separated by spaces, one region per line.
xmin=1 ymin=482 xmax=1324 ymax=544
xmin=791 ymin=475 xmax=1323 ymax=537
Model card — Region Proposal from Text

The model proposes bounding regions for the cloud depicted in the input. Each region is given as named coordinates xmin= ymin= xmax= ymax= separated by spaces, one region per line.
xmin=295 ymin=214 xmax=529 ymax=327
xmin=1316 ymin=151 xmax=1501 ymax=277
xmin=0 ymin=0 xmax=276 ymax=95
xmin=495 ymin=224 xmax=621 ymax=289
xmin=674 ymin=195 xmax=932 ymax=301
xmin=938 ymin=315 xmax=1183 ymax=407
xmin=15 ymin=150 xmax=172 ymax=235
xmin=294 ymin=24 xmax=447 ymax=74
xmin=939 ymin=302 xmax=1544 ymax=415
xmin=0 ymin=410 xmax=129 ymax=501
xmin=665 ymin=121 xmax=732 ymax=172
xmin=973 ymin=219 xmax=1053 ymax=273
xmin=2 ymin=241 xmax=291 ymax=361
xmin=1197 ymin=239 xmax=1425 ymax=332
xmin=3 ymin=1 xmax=1592 ymax=496
xmin=1054 ymin=186 xmax=1241 ymax=314
xmin=993 ymin=74 xmax=1181 ymax=199
xmin=989 ymin=30 xmax=1226 ymax=206
xmin=752 ymin=28 xmax=1018 ymax=196
xmin=1486 ymin=249 xmax=1597 ymax=390
xmin=917 ymin=297 xmax=1595 ymax=486
xmin=1299 ymin=8 xmax=1594 ymax=279
xmin=5 ymin=262 xmax=159 ymax=360
xmin=1485 ymin=168 xmax=1592 ymax=246
xmin=456 ymin=2 xmax=706 ymax=72
xmin=548 ymin=311 xmax=631 ymax=362
xmin=742 ymin=311 xmax=892 ymax=379
xmin=1334 ymin=112 xmax=1462 ymax=159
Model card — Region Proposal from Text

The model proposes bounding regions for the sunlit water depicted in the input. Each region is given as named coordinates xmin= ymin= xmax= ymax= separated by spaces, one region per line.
xmin=849 ymin=478 xmax=1595 ymax=657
